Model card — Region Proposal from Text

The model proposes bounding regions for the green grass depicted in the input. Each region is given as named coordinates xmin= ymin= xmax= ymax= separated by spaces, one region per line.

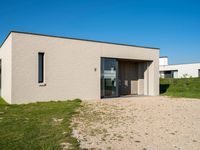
xmin=0 ymin=97 xmax=7 ymax=105
xmin=0 ymin=98 xmax=82 ymax=150
xmin=160 ymin=77 xmax=200 ymax=99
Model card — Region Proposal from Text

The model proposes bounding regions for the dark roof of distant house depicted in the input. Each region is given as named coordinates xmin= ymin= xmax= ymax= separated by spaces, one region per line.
xmin=0 ymin=31 xmax=160 ymax=50
xmin=159 ymin=56 xmax=168 ymax=58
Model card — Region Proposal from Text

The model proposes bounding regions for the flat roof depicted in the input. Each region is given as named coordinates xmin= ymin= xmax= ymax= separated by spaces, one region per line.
xmin=0 ymin=31 xmax=160 ymax=50
xmin=160 ymin=62 xmax=200 ymax=66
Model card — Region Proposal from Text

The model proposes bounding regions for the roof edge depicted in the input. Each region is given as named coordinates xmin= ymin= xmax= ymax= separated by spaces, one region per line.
xmin=1 ymin=31 xmax=160 ymax=50
xmin=0 ymin=32 xmax=12 ymax=48
xmin=159 ymin=56 xmax=168 ymax=58
xmin=160 ymin=62 xmax=200 ymax=66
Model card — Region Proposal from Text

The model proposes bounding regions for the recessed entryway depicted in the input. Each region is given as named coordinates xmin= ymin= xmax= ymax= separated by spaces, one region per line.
xmin=101 ymin=57 xmax=151 ymax=98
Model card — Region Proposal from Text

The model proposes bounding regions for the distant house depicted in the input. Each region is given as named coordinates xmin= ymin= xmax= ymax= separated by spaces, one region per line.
xmin=159 ymin=56 xmax=200 ymax=78
xmin=0 ymin=31 xmax=159 ymax=104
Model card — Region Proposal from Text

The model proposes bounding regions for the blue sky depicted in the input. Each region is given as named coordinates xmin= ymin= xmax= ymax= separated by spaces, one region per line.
xmin=0 ymin=0 xmax=200 ymax=64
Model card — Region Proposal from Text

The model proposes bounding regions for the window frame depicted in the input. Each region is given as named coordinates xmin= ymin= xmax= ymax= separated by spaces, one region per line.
xmin=198 ymin=69 xmax=200 ymax=77
xmin=38 ymin=52 xmax=45 ymax=83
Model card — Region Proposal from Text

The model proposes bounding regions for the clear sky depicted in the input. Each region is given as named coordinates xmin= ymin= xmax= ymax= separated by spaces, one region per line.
xmin=0 ymin=0 xmax=200 ymax=64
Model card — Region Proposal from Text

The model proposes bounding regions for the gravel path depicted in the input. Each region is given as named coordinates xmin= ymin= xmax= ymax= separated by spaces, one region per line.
xmin=72 ymin=96 xmax=200 ymax=150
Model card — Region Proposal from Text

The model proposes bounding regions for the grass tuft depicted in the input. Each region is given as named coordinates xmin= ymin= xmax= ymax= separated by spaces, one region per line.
xmin=0 ymin=97 xmax=8 ymax=105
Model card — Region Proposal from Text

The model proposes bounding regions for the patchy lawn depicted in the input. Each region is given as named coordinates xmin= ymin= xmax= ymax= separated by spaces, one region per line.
xmin=72 ymin=96 xmax=200 ymax=150
xmin=160 ymin=78 xmax=200 ymax=99
xmin=0 ymin=98 xmax=82 ymax=150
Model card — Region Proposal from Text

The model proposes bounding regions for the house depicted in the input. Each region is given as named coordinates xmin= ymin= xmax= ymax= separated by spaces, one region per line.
xmin=159 ymin=56 xmax=200 ymax=78
xmin=0 ymin=31 xmax=159 ymax=104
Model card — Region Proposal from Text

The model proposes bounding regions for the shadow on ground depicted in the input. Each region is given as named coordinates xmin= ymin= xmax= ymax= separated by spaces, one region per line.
xmin=160 ymin=84 xmax=170 ymax=94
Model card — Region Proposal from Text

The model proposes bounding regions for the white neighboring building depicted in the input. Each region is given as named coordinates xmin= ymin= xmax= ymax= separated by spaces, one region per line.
xmin=159 ymin=56 xmax=200 ymax=78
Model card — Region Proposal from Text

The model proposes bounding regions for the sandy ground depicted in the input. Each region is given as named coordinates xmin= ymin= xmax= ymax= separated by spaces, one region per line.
xmin=71 ymin=96 xmax=200 ymax=150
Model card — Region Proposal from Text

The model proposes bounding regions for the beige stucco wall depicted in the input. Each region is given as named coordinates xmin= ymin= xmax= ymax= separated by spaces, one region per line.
xmin=0 ymin=34 xmax=12 ymax=103
xmin=2 ymin=32 xmax=159 ymax=104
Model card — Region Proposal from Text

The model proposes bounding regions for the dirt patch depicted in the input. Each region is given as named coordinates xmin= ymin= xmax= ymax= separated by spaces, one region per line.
xmin=72 ymin=96 xmax=200 ymax=150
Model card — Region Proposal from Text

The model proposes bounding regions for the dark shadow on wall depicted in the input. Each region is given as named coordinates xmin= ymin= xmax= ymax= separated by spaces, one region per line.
xmin=160 ymin=84 xmax=170 ymax=94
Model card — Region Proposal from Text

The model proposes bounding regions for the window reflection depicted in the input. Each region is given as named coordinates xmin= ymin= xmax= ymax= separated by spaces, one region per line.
xmin=101 ymin=58 xmax=118 ymax=98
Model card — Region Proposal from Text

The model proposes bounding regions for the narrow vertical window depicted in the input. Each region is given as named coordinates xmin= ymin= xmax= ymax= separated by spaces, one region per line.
xmin=38 ymin=53 xmax=44 ymax=83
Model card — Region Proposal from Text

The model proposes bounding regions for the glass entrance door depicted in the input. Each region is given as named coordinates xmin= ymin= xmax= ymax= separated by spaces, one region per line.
xmin=101 ymin=58 xmax=118 ymax=98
